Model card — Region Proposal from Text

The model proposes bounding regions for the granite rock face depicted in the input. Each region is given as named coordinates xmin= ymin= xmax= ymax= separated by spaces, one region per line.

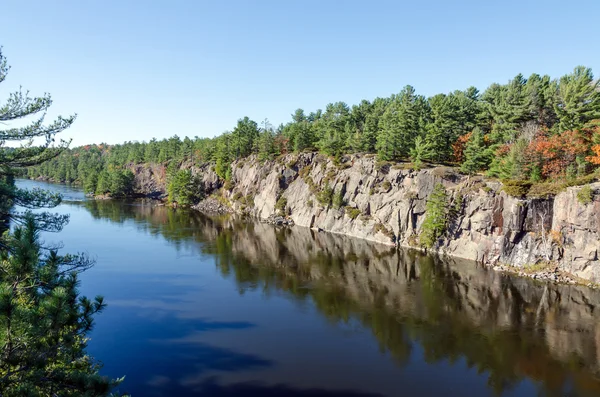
xmin=128 ymin=153 xmax=600 ymax=282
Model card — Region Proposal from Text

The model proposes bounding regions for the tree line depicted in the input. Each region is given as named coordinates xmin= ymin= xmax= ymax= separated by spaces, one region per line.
xmin=27 ymin=65 xmax=600 ymax=195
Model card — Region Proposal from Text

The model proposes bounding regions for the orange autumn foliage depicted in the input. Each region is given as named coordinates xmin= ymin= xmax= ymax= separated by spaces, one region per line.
xmin=452 ymin=132 xmax=472 ymax=163
xmin=587 ymin=144 xmax=600 ymax=165
xmin=526 ymin=129 xmax=588 ymax=178
xmin=585 ymin=125 xmax=600 ymax=165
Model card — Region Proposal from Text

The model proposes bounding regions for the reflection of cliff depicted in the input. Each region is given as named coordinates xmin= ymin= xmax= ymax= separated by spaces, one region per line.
xmin=80 ymin=200 xmax=600 ymax=396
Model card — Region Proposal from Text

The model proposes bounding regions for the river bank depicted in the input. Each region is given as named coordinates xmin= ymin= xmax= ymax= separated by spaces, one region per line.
xmin=26 ymin=152 xmax=600 ymax=284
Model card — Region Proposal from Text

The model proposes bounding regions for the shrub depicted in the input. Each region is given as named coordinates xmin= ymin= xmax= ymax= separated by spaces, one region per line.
xmin=241 ymin=194 xmax=255 ymax=208
xmin=373 ymin=222 xmax=395 ymax=242
xmin=375 ymin=160 xmax=391 ymax=173
xmin=326 ymin=168 xmax=337 ymax=181
xmin=275 ymin=196 xmax=288 ymax=212
xmin=382 ymin=180 xmax=391 ymax=191
xmin=345 ymin=206 xmax=361 ymax=219
xmin=316 ymin=184 xmax=334 ymax=207
xmin=577 ymin=185 xmax=593 ymax=205
xmin=332 ymin=191 xmax=345 ymax=209
xmin=359 ymin=214 xmax=371 ymax=221
xmin=502 ymin=180 xmax=532 ymax=198
xmin=232 ymin=192 xmax=243 ymax=201
xmin=527 ymin=182 xmax=564 ymax=198
xmin=299 ymin=165 xmax=311 ymax=179
xmin=307 ymin=199 xmax=314 ymax=208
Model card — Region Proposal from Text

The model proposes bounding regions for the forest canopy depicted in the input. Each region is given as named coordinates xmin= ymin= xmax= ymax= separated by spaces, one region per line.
xmin=26 ymin=66 xmax=600 ymax=196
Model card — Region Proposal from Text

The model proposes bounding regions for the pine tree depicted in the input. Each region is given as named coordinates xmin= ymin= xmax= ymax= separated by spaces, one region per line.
xmin=420 ymin=183 xmax=448 ymax=248
xmin=0 ymin=48 xmax=123 ymax=396
xmin=555 ymin=66 xmax=600 ymax=132
xmin=410 ymin=136 xmax=434 ymax=169
xmin=0 ymin=215 xmax=124 ymax=395
xmin=460 ymin=128 xmax=489 ymax=174
xmin=376 ymin=86 xmax=427 ymax=160
xmin=167 ymin=169 xmax=196 ymax=206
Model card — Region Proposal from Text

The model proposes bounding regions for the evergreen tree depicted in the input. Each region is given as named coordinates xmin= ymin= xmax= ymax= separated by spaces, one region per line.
xmin=410 ymin=136 xmax=434 ymax=169
xmin=487 ymin=138 xmax=528 ymax=180
xmin=460 ymin=128 xmax=489 ymax=174
xmin=95 ymin=170 xmax=110 ymax=195
xmin=482 ymin=75 xmax=532 ymax=144
xmin=376 ymin=86 xmax=427 ymax=160
xmin=231 ymin=117 xmax=259 ymax=158
xmin=0 ymin=216 xmax=123 ymax=395
xmin=555 ymin=66 xmax=600 ymax=132
xmin=316 ymin=102 xmax=350 ymax=157
xmin=420 ymin=183 xmax=448 ymax=248
xmin=167 ymin=169 xmax=197 ymax=206
xmin=425 ymin=94 xmax=461 ymax=161
xmin=256 ymin=119 xmax=278 ymax=160
xmin=214 ymin=134 xmax=232 ymax=180
xmin=109 ymin=169 xmax=134 ymax=197
xmin=0 ymin=48 xmax=122 ymax=396
xmin=84 ymin=171 xmax=99 ymax=194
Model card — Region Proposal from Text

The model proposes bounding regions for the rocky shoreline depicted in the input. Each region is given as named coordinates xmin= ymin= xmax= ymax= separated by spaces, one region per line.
xmin=488 ymin=263 xmax=599 ymax=289
xmin=25 ymin=152 xmax=600 ymax=284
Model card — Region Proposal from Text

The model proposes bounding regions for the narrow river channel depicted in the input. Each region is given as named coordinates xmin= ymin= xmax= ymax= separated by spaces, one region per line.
xmin=16 ymin=179 xmax=600 ymax=397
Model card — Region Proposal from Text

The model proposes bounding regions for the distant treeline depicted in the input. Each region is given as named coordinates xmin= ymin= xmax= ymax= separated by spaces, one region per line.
xmin=27 ymin=66 xmax=600 ymax=196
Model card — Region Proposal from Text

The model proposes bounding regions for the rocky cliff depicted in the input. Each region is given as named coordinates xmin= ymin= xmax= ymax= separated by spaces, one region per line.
xmin=128 ymin=153 xmax=600 ymax=282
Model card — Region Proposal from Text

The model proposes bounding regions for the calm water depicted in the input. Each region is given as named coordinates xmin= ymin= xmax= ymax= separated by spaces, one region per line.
xmin=15 ymin=179 xmax=600 ymax=396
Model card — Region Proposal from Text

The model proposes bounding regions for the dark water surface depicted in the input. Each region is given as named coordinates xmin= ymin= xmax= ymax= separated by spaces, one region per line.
xmin=15 ymin=179 xmax=600 ymax=396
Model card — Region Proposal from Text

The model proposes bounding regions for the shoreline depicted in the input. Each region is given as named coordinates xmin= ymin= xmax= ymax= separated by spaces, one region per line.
xmin=24 ymin=176 xmax=600 ymax=289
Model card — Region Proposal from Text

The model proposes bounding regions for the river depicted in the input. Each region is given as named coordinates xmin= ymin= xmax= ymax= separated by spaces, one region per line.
xmin=14 ymin=179 xmax=600 ymax=396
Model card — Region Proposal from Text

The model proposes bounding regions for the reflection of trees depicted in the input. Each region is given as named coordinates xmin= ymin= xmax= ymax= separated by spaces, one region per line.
xmin=80 ymin=200 xmax=600 ymax=396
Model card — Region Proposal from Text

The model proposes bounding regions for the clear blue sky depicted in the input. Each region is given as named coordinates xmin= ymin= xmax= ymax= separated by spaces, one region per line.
xmin=1 ymin=0 xmax=598 ymax=146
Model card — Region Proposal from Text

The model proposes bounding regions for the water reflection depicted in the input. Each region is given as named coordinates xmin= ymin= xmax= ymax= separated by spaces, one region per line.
xmin=76 ymin=199 xmax=600 ymax=397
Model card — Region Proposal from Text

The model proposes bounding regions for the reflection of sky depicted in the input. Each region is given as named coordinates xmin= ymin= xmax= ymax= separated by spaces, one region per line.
xmin=14 ymin=179 xmax=539 ymax=397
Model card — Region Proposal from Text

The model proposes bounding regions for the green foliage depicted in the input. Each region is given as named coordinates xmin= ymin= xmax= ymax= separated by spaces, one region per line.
xmin=22 ymin=65 xmax=600 ymax=189
xmin=167 ymin=169 xmax=197 ymax=206
xmin=0 ymin=216 xmax=123 ymax=395
xmin=502 ymin=180 xmax=533 ymax=198
xmin=332 ymin=191 xmax=345 ymax=209
xmin=376 ymin=86 xmax=428 ymax=160
xmin=410 ymin=136 xmax=433 ymax=169
xmin=215 ymin=135 xmax=232 ymax=180
xmin=487 ymin=138 xmax=528 ymax=179
xmin=109 ymin=169 xmax=134 ymax=198
xmin=554 ymin=66 xmax=600 ymax=132
xmin=0 ymin=49 xmax=122 ymax=395
xmin=420 ymin=183 xmax=449 ymax=248
xmin=345 ymin=206 xmax=361 ymax=219
xmin=83 ymin=172 xmax=99 ymax=194
xmin=275 ymin=196 xmax=288 ymax=212
xmin=460 ymin=128 xmax=489 ymax=174
xmin=577 ymin=185 xmax=593 ymax=205
xmin=316 ymin=184 xmax=334 ymax=207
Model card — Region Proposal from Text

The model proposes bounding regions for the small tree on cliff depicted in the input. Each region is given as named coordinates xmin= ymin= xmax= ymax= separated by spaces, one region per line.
xmin=420 ymin=183 xmax=449 ymax=248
